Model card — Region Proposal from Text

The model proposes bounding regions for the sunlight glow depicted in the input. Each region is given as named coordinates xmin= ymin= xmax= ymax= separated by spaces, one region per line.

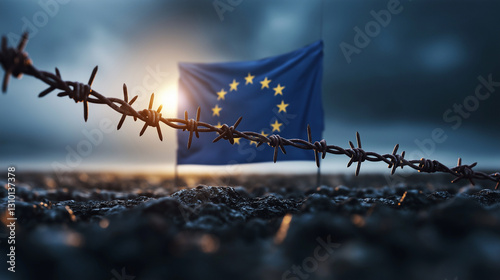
xmin=157 ymin=83 xmax=178 ymax=118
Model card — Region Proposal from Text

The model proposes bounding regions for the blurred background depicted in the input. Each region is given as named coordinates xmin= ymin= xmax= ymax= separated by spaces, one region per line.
xmin=1 ymin=0 xmax=500 ymax=176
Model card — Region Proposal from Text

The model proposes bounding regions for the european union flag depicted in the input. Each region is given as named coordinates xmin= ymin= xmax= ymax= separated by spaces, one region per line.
xmin=177 ymin=41 xmax=324 ymax=165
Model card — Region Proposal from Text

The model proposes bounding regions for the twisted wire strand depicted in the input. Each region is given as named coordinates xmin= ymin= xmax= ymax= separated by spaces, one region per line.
xmin=1 ymin=32 xmax=499 ymax=189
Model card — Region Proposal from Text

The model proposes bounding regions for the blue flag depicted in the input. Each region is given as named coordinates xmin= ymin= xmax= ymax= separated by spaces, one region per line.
xmin=177 ymin=41 xmax=324 ymax=165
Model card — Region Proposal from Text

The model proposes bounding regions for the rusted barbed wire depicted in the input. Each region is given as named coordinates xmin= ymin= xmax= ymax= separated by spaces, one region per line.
xmin=2 ymin=32 xmax=499 ymax=189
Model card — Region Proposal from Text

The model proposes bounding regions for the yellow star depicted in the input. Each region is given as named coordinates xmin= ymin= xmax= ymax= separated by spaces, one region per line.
xmin=229 ymin=79 xmax=239 ymax=91
xmin=212 ymin=104 xmax=222 ymax=117
xmin=276 ymin=100 xmax=289 ymax=113
xmin=273 ymin=84 xmax=285 ymax=96
xmin=260 ymin=77 xmax=271 ymax=89
xmin=271 ymin=120 xmax=283 ymax=132
xmin=244 ymin=73 xmax=255 ymax=85
xmin=250 ymin=131 xmax=269 ymax=146
xmin=215 ymin=122 xmax=222 ymax=128
xmin=233 ymin=138 xmax=240 ymax=145
xmin=217 ymin=89 xmax=227 ymax=100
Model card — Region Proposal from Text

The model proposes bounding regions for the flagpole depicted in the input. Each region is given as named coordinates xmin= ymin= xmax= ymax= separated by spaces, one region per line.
xmin=317 ymin=0 xmax=324 ymax=187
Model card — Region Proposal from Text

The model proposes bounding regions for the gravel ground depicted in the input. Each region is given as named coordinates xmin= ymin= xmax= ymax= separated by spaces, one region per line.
xmin=1 ymin=173 xmax=500 ymax=280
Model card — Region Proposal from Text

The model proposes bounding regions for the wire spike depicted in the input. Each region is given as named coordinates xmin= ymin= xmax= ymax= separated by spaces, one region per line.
xmin=88 ymin=66 xmax=98 ymax=87
xmin=17 ymin=32 xmax=28 ymax=51
xmin=140 ymin=123 xmax=148 ymax=136
xmin=129 ymin=95 xmax=138 ymax=105
xmin=116 ymin=84 xmax=139 ymax=129
xmin=347 ymin=157 xmax=354 ymax=168
xmin=156 ymin=125 xmax=163 ymax=141
xmin=273 ymin=146 xmax=278 ymax=163
xmin=234 ymin=116 xmax=242 ymax=128
xmin=195 ymin=107 xmax=200 ymax=138
xmin=122 ymin=83 xmax=128 ymax=102
xmin=187 ymin=132 xmax=193 ymax=149
xmin=307 ymin=125 xmax=320 ymax=167
xmin=280 ymin=144 xmax=286 ymax=155
xmin=83 ymin=101 xmax=88 ymax=122
xmin=388 ymin=144 xmax=399 ymax=169
xmin=356 ymin=131 xmax=361 ymax=148
xmin=149 ymin=93 xmax=154 ymax=110
xmin=117 ymin=115 xmax=126 ymax=130
xmin=38 ymin=86 xmax=55 ymax=97
xmin=307 ymin=125 xmax=312 ymax=142
xmin=349 ymin=141 xmax=355 ymax=149
xmin=392 ymin=144 xmax=399 ymax=155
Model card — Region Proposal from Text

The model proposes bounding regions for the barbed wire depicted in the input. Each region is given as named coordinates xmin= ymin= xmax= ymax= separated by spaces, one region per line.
xmin=1 ymin=32 xmax=499 ymax=189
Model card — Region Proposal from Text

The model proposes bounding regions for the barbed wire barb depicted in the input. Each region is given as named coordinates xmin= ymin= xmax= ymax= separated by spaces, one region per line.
xmin=117 ymin=83 xmax=138 ymax=130
xmin=1 ymin=32 xmax=500 ymax=188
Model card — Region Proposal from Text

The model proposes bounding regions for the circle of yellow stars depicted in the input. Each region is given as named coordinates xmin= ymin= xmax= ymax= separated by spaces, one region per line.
xmin=212 ymin=73 xmax=289 ymax=146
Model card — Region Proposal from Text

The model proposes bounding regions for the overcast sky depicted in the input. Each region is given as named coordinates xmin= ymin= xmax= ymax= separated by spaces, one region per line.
xmin=1 ymin=0 xmax=500 ymax=175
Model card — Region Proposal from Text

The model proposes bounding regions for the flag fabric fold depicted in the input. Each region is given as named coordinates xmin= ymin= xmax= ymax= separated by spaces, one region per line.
xmin=177 ymin=41 xmax=324 ymax=165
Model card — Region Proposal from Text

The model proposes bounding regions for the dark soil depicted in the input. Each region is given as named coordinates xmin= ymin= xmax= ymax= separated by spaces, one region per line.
xmin=1 ymin=173 xmax=500 ymax=280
